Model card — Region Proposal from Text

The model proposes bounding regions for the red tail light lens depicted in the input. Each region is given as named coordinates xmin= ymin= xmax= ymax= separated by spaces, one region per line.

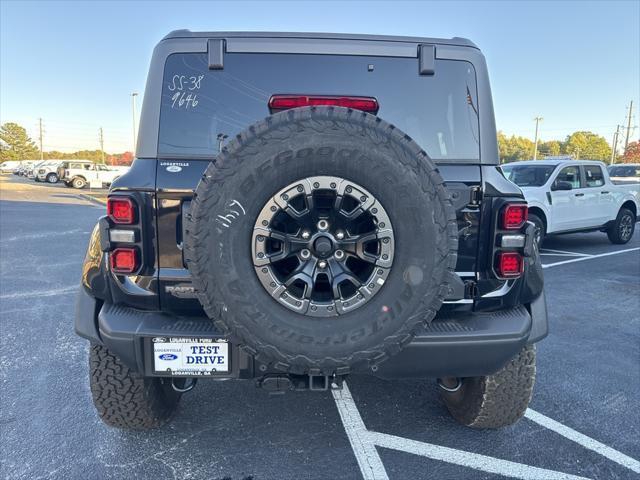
xmin=502 ymin=204 xmax=528 ymax=230
xmin=269 ymin=95 xmax=379 ymax=114
xmin=496 ymin=252 xmax=523 ymax=278
xmin=107 ymin=197 xmax=136 ymax=224
xmin=110 ymin=248 xmax=138 ymax=274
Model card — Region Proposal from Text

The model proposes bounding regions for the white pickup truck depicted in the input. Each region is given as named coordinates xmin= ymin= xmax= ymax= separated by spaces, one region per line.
xmin=61 ymin=162 xmax=129 ymax=189
xmin=501 ymin=159 xmax=639 ymax=245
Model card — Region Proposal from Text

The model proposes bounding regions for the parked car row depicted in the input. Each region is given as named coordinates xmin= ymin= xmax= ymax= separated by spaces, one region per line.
xmin=501 ymin=159 xmax=639 ymax=245
xmin=0 ymin=159 xmax=129 ymax=189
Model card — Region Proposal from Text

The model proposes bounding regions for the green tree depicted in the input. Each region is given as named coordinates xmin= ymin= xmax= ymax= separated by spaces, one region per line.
xmin=0 ymin=122 xmax=40 ymax=161
xmin=563 ymin=131 xmax=611 ymax=160
xmin=538 ymin=140 xmax=561 ymax=158
xmin=497 ymin=131 xmax=535 ymax=163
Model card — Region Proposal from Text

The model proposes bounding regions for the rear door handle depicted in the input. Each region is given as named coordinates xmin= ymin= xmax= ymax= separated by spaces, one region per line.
xmin=601 ymin=191 xmax=610 ymax=194
xmin=574 ymin=193 xmax=584 ymax=197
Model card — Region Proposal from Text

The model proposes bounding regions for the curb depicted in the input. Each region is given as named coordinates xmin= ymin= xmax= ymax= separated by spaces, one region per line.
xmin=77 ymin=193 xmax=107 ymax=206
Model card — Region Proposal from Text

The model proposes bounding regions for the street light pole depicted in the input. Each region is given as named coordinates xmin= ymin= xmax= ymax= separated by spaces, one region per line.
xmin=533 ymin=116 xmax=543 ymax=160
xmin=131 ymin=93 xmax=139 ymax=153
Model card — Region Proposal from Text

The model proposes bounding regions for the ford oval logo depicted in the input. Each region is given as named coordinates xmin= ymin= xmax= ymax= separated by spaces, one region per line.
xmin=159 ymin=353 xmax=178 ymax=361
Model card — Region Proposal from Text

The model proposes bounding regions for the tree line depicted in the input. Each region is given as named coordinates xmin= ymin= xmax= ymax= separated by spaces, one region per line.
xmin=498 ymin=130 xmax=638 ymax=163
xmin=0 ymin=122 xmax=133 ymax=165
xmin=1 ymin=121 xmax=638 ymax=165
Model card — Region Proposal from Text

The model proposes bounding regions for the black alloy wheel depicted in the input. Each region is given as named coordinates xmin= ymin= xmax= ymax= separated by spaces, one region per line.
xmin=252 ymin=176 xmax=394 ymax=317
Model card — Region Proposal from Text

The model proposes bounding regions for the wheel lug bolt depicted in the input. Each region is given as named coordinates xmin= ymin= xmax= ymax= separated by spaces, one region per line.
xmin=334 ymin=250 xmax=345 ymax=260
xmin=317 ymin=220 xmax=329 ymax=231
xmin=301 ymin=230 xmax=311 ymax=239
xmin=300 ymin=249 xmax=311 ymax=260
xmin=318 ymin=260 xmax=327 ymax=269
xmin=335 ymin=231 xmax=345 ymax=240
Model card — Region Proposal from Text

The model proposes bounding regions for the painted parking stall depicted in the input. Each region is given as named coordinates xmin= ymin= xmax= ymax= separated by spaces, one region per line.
xmin=1 ymin=175 xmax=639 ymax=479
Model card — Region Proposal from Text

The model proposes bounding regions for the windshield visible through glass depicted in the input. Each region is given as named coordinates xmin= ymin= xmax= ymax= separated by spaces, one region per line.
xmin=502 ymin=164 xmax=557 ymax=187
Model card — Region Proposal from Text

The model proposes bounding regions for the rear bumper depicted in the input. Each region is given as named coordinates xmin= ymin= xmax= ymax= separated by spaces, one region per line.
xmin=75 ymin=286 xmax=547 ymax=379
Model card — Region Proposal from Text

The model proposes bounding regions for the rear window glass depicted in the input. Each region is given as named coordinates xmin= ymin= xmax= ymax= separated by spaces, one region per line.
xmin=609 ymin=165 xmax=640 ymax=178
xmin=158 ymin=53 xmax=480 ymax=160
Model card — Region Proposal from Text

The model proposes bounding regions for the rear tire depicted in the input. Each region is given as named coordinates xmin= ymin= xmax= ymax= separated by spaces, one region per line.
xmin=72 ymin=177 xmax=87 ymax=189
xmin=89 ymin=344 xmax=181 ymax=430
xmin=607 ymin=208 xmax=635 ymax=244
xmin=528 ymin=213 xmax=546 ymax=247
xmin=440 ymin=345 xmax=536 ymax=429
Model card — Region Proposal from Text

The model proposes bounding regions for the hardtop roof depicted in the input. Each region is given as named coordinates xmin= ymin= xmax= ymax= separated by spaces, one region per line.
xmin=162 ymin=30 xmax=478 ymax=49
xmin=503 ymin=159 xmax=607 ymax=167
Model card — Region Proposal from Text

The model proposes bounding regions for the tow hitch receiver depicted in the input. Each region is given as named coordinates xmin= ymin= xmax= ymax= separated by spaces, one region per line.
xmin=258 ymin=374 xmax=345 ymax=394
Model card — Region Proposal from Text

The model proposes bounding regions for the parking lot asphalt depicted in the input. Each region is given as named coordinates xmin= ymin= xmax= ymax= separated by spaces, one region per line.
xmin=1 ymin=174 xmax=638 ymax=480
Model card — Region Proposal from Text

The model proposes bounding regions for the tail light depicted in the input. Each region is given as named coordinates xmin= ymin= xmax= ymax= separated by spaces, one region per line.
xmin=496 ymin=252 xmax=523 ymax=278
xmin=110 ymin=248 xmax=138 ymax=274
xmin=269 ymin=95 xmax=379 ymax=114
xmin=108 ymin=197 xmax=136 ymax=224
xmin=502 ymin=204 xmax=528 ymax=230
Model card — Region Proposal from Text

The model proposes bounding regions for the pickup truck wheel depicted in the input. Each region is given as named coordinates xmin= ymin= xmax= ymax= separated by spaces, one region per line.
xmin=46 ymin=173 xmax=59 ymax=183
xmin=440 ymin=345 xmax=536 ymax=429
xmin=607 ymin=208 xmax=635 ymax=244
xmin=89 ymin=344 xmax=181 ymax=430
xmin=72 ymin=177 xmax=87 ymax=189
xmin=185 ymin=106 xmax=458 ymax=375
xmin=528 ymin=213 xmax=545 ymax=247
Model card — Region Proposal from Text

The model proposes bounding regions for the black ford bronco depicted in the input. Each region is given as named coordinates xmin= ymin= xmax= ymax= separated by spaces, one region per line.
xmin=75 ymin=31 xmax=547 ymax=430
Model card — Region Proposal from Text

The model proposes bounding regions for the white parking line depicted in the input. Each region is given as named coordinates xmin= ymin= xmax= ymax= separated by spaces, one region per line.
xmin=542 ymin=247 xmax=640 ymax=269
xmin=525 ymin=409 xmax=640 ymax=474
xmin=540 ymin=248 xmax=592 ymax=257
xmin=332 ymin=382 xmax=389 ymax=480
xmin=332 ymin=382 xmax=613 ymax=480
xmin=0 ymin=285 xmax=77 ymax=300
xmin=369 ymin=431 xmax=589 ymax=480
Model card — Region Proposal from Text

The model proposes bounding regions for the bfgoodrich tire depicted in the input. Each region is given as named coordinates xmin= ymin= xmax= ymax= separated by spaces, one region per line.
xmin=89 ymin=344 xmax=181 ymax=429
xmin=184 ymin=106 xmax=458 ymax=375
xmin=440 ymin=345 xmax=536 ymax=429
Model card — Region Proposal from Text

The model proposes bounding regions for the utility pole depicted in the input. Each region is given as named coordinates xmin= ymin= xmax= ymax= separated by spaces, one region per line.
xmin=610 ymin=125 xmax=620 ymax=164
xmin=532 ymin=116 xmax=543 ymax=160
xmin=131 ymin=92 xmax=139 ymax=153
xmin=623 ymin=100 xmax=634 ymax=152
xmin=38 ymin=118 xmax=44 ymax=161
xmin=99 ymin=127 xmax=105 ymax=164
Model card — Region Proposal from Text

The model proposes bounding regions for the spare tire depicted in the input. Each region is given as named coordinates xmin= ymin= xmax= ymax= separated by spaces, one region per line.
xmin=184 ymin=106 xmax=457 ymax=375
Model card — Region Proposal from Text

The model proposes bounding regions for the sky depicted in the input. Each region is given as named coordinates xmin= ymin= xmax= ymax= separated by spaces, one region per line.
xmin=1 ymin=0 xmax=639 ymax=154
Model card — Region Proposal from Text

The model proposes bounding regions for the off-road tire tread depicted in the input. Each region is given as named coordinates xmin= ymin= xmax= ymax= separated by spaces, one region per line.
xmin=89 ymin=344 xmax=180 ymax=430
xmin=441 ymin=345 xmax=536 ymax=429
xmin=184 ymin=106 xmax=458 ymax=375
xmin=607 ymin=207 xmax=635 ymax=244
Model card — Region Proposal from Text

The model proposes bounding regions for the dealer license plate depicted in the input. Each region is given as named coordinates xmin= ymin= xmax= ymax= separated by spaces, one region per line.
xmin=152 ymin=337 xmax=229 ymax=376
